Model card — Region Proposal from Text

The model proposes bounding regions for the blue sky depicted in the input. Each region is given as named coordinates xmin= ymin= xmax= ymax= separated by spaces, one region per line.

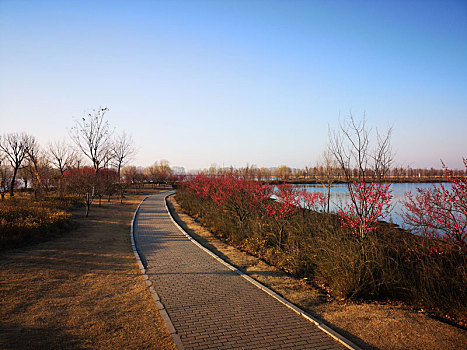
xmin=1 ymin=0 xmax=466 ymax=170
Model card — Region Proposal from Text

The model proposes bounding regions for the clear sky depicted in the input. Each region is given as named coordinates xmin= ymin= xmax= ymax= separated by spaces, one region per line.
xmin=1 ymin=0 xmax=466 ymax=171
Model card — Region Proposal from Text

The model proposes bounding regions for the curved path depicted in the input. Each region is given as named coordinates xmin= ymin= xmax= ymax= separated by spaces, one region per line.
xmin=133 ymin=192 xmax=347 ymax=350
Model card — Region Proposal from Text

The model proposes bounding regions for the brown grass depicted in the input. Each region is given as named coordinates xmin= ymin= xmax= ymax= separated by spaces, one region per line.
xmin=0 ymin=189 xmax=176 ymax=350
xmin=167 ymin=195 xmax=467 ymax=350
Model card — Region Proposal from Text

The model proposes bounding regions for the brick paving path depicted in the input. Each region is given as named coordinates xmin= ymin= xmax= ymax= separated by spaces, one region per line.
xmin=133 ymin=193 xmax=345 ymax=350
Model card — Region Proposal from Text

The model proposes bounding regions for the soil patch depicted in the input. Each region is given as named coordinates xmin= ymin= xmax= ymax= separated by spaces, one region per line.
xmin=167 ymin=194 xmax=467 ymax=350
xmin=0 ymin=189 xmax=176 ymax=350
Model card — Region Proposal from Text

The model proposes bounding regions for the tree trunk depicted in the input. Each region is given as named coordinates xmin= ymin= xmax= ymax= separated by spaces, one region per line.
xmin=10 ymin=167 xmax=18 ymax=197
xmin=85 ymin=193 xmax=91 ymax=217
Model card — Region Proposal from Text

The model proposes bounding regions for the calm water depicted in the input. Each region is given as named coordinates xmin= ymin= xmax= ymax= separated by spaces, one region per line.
xmin=296 ymin=183 xmax=450 ymax=228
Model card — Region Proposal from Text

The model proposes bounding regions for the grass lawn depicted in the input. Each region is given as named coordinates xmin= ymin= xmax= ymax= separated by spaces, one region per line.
xmin=0 ymin=189 xmax=176 ymax=350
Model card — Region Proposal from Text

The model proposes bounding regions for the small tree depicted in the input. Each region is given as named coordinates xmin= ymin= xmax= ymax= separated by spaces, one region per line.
xmin=318 ymin=148 xmax=339 ymax=213
xmin=267 ymin=184 xmax=300 ymax=247
xmin=25 ymin=136 xmax=52 ymax=199
xmin=110 ymin=131 xmax=135 ymax=203
xmin=122 ymin=165 xmax=138 ymax=184
xmin=0 ymin=132 xmax=34 ymax=197
xmin=48 ymin=140 xmax=78 ymax=197
xmin=0 ymin=156 xmax=12 ymax=199
xmin=96 ymin=168 xmax=118 ymax=203
xmin=338 ymin=182 xmax=392 ymax=237
xmin=111 ymin=131 xmax=136 ymax=180
xmin=329 ymin=114 xmax=393 ymax=238
xmin=48 ymin=140 xmax=77 ymax=176
xmin=63 ymin=167 xmax=96 ymax=217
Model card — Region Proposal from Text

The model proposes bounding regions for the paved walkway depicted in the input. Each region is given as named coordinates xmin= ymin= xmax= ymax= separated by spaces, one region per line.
xmin=133 ymin=192 xmax=345 ymax=350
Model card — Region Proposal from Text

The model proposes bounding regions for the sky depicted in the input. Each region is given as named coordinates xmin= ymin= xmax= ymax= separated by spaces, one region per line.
xmin=0 ymin=0 xmax=466 ymax=171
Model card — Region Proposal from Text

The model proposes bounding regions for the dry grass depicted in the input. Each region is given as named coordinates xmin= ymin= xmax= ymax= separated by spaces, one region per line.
xmin=167 ymin=195 xmax=467 ymax=350
xmin=0 ymin=189 xmax=176 ymax=350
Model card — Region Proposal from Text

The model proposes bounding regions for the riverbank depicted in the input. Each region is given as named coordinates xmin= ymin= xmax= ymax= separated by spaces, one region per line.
xmin=0 ymin=189 xmax=176 ymax=350
xmin=167 ymin=194 xmax=466 ymax=350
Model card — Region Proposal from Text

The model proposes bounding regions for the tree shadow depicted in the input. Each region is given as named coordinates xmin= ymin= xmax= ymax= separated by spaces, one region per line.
xmin=0 ymin=322 xmax=86 ymax=350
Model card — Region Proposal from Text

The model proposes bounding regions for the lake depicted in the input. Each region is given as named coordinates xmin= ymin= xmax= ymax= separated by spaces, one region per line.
xmin=295 ymin=182 xmax=449 ymax=228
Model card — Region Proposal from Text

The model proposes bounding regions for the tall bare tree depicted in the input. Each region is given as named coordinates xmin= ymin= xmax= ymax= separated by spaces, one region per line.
xmin=0 ymin=132 xmax=34 ymax=196
xmin=69 ymin=107 xmax=113 ymax=174
xmin=111 ymin=131 xmax=136 ymax=179
xmin=329 ymin=114 xmax=393 ymax=183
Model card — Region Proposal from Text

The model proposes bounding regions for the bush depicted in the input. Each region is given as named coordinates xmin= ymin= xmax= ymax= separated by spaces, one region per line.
xmin=0 ymin=199 xmax=72 ymax=249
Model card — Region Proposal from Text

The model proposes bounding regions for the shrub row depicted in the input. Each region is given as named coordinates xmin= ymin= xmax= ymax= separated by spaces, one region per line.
xmin=0 ymin=198 xmax=73 ymax=249
xmin=176 ymin=175 xmax=466 ymax=322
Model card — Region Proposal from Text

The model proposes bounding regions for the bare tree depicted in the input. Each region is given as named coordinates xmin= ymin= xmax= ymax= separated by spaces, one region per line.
xmin=48 ymin=140 xmax=77 ymax=176
xmin=329 ymin=114 xmax=394 ymax=237
xmin=329 ymin=114 xmax=393 ymax=183
xmin=0 ymin=132 xmax=34 ymax=196
xmin=69 ymin=107 xmax=113 ymax=174
xmin=275 ymin=165 xmax=292 ymax=181
xmin=122 ymin=165 xmax=138 ymax=184
xmin=318 ymin=148 xmax=339 ymax=213
xmin=111 ymin=131 xmax=136 ymax=179
xmin=24 ymin=136 xmax=45 ymax=198
xmin=0 ymin=155 xmax=12 ymax=199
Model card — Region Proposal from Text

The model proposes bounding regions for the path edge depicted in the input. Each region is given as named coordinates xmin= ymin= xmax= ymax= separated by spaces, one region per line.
xmin=131 ymin=194 xmax=185 ymax=350
xmin=165 ymin=192 xmax=362 ymax=350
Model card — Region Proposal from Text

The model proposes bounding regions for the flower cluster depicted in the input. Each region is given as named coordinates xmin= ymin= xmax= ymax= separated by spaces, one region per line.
xmin=403 ymin=158 xmax=466 ymax=250
xmin=338 ymin=181 xmax=392 ymax=237
xmin=181 ymin=176 xmax=326 ymax=226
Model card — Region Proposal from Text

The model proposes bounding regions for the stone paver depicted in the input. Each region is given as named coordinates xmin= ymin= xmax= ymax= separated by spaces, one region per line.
xmin=134 ymin=192 xmax=345 ymax=350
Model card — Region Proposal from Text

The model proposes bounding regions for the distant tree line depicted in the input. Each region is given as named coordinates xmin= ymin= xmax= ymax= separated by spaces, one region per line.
xmin=185 ymin=163 xmax=465 ymax=182
xmin=0 ymin=107 xmax=170 ymax=216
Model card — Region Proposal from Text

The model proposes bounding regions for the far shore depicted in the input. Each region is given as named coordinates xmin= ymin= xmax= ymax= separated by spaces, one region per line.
xmin=266 ymin=177 xmax=450 ymax=185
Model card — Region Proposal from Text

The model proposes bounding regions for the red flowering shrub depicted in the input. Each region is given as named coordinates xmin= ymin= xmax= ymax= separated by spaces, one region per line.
xmin=297 ymin=189 xmax=327 ymax=212
xmin=176 ymin=175 xmax=466 ymax=319
xmin=338 ymin=181 xmax=392 ymax=238
xmin=403 ymin=159 xmax=467 ymax=251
